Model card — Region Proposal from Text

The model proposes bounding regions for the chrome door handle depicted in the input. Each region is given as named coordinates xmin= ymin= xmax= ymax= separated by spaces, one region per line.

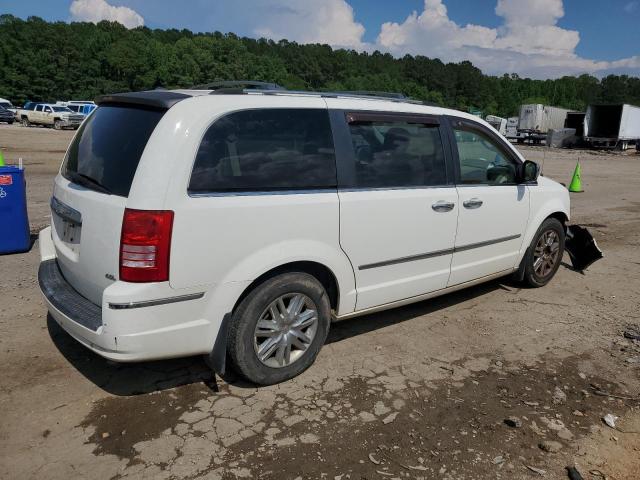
xmin=432 ymin=201 xmax=455 ymax=212
xmin=463 ymin=198 xmax=483 ymax=209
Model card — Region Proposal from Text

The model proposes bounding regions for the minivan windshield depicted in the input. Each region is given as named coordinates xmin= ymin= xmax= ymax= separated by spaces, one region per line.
xmin=61 ymin=106 xmax=164 ymax=197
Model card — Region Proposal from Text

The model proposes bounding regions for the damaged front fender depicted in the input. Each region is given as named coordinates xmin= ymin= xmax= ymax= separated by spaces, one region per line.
xmin=565 ymin=225 xmax=603 ymax=272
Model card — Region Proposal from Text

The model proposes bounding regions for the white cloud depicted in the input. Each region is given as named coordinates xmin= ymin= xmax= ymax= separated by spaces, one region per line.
xmin=70 ymin=0 xmax=144 ymax=29
xmin=251 ymin=0 xmax=364 ymax=49
xmin=373 ymin=0 xmax=640 ymax=79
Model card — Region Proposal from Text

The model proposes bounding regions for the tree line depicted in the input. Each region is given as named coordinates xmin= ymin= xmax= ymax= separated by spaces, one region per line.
xmin=1 ymin=14 xmax=640 ymax=118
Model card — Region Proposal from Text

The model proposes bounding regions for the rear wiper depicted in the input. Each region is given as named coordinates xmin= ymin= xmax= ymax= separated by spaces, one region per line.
xmin=67 ymin=171 xmax=112 ymax=195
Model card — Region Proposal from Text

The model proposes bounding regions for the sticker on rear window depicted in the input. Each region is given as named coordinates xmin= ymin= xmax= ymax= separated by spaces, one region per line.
xmin=0 ymin=175 xmax=12 ymax=186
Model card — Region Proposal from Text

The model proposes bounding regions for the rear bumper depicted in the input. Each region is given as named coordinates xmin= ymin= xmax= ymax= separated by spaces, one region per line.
xmin=38 ymin=227 xmax=219 ymax=362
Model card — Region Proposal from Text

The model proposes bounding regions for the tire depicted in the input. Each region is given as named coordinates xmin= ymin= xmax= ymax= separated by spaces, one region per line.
xmin=8 ymin=120 xmax=13 ymax=125
xmin=523 ymin=218 xmax=565 ymax=287
xmin=21 ymin=118 xmax=30 ymax=127
xmin=227 ymin=272 xmax=331 ymax=385
xmin=54 ymin=120 xmax=62 ymax=130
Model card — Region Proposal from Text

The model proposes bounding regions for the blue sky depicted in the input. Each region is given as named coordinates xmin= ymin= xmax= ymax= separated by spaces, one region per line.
xmin=2 ymin=0 xmax=639 ymax=78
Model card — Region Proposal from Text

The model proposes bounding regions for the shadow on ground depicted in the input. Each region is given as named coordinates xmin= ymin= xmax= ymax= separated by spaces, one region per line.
xmin=326 ymin=277 xmax=513 ymax=345
xmin=47 ymin=315 xmax=219 ymax=396
xmin=48 ymin=277 xmax=519 ymax=396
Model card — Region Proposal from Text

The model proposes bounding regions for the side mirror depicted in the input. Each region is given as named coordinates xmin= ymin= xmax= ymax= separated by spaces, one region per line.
xmin=520 ymin=160 xmax=540 ymax=183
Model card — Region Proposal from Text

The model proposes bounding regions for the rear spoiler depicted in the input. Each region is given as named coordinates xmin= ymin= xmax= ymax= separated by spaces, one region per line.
xmin=95 ymin=90 xmax=190 ymax=110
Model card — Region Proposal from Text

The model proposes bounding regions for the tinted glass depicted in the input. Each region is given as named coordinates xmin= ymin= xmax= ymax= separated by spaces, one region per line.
xmin=189 ymin=109 xmax=336 ymax=193
xmin=348 ymin=120 xmax=446 ymax=188
xmin=62 ymin=106 xmax=164 ymax=197
xmin=453 ymin=128 xmax=517 ymax=184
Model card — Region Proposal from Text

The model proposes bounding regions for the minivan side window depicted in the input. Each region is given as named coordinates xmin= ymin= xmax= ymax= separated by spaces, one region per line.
xmin=189 ymin=109 xmax=336 ymax=193
xmin=453 ymin=127 xmax=518 ymax=185
xmin=347 ymin=118 xmax=447 ymax=188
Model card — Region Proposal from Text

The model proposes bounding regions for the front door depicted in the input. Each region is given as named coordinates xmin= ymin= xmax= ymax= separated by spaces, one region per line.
xmin=447 ymin=118 xmax=529 ymax=286
xmin=334 ymin=110 xmax=459 ymax=311
xmin=34 ymin=104 xmax=44 ymax=123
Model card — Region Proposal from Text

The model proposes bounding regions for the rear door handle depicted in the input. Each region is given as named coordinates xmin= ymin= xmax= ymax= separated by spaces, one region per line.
xmin=463 ymin=198 xmax=483 ymax=209
xmin=432 ymin=201 xmax=455 ymax=212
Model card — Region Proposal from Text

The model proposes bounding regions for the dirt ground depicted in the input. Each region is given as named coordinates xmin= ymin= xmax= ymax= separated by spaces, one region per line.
xmin=1 ymin=123 xmax=639 ymax=480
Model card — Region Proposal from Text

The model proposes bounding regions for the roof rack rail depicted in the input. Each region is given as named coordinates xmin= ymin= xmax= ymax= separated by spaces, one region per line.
xmin=193 ymin=80 xmax=285 ymax=91
xmin=329 ymin=90 xmax=408 ymax=100
xmin=200 ymin=84 xmax=439 ymax=106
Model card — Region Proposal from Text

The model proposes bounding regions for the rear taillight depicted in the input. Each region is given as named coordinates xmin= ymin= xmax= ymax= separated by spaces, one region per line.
xmin=119 ymin=209 xmax=174 ymax=283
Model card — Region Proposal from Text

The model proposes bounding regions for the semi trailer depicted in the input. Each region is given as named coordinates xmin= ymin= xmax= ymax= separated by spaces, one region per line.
xmin=517 ymin=104 xmax=571 ymax=144
xmin=584 ymin=104 xmax=640 ymax=150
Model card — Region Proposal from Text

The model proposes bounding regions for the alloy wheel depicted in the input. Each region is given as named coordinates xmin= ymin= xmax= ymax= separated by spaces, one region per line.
xmin=533 ymin=229 xmax=560 ymax=277
xmin=253 ymin=293 xmax=319 ymax=368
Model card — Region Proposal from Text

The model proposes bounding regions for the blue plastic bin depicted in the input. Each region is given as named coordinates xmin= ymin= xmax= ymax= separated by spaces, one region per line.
xmin=0 ymin=166 xmax=30 ymax=254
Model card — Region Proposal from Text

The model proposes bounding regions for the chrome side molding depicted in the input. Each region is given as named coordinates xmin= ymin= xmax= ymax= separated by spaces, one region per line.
xmin=108 ymin=292 xmax=205 ymax=310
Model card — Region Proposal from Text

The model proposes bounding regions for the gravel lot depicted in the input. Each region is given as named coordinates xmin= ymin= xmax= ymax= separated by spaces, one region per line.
xmin=1 ymin=124 xmax=639 ymax=480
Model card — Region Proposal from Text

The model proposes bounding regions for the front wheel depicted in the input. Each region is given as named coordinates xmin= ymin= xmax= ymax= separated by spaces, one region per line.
xmin=523 ymin=218 xmax=565 ymax=287
xmin=227 ymin=272 xmax=331 ymax=385
xmin=21 ymin=118 xmax=30 ymax=127
xmin=54 ymin=120 xmax=62 ymax=130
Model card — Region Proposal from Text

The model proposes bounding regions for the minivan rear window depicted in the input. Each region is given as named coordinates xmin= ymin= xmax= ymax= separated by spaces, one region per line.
xmin=62 ymin=106 xmax=164 ymax=197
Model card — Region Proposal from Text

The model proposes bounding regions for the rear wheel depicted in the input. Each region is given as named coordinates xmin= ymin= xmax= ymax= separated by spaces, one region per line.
xmin=523 ymin=218 xmax=565 ymax=287
xmin=227 ymin=272 xmax=331 ymax=385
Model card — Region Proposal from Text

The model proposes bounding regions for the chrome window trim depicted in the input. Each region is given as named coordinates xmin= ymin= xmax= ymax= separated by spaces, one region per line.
xmin=339 ymin=184 xmax=454 ymax=193
xmin=188 ymin=188 xmax=338 ymax=198
xmin=188 ymin=185 xmax=459 ymax=197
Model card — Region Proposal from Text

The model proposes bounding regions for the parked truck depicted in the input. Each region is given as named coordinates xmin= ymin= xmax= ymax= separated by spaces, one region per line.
xmin=56 ymin=100 xmax=97 ymax=116
xmin=17 ymin=103 xmax=84 ymax=130
xmin=505 ymin=116 xmax=520 ymax=141
xmin=485 ymin=115 xmax=507 ymax=136
xmin=0 ymin=97 xmax=17 ymax=119
xmin=517 ymin=104 xmax=571 ymax=144
xmin=584 ymin=104 xmax=640 ymax=150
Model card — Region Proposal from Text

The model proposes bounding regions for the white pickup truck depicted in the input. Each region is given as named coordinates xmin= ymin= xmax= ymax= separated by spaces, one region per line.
xmin=18 ymin=103 xmax=84 ymax=130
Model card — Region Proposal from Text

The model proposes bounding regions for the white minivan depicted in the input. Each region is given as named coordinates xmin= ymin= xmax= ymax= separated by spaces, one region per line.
xmin=39 ymin=86 xmax=570 ymax=385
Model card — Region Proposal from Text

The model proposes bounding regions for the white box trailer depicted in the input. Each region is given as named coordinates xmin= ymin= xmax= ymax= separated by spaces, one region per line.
xmin=485 ymin=115 xmax=507 ymax=135
xmin=518 ymin=104 xmax=571 ymax=132
xmin=584 ymin=104 xmax=640 ymax=149
xmin=517 ymin=104 xmax=571 ymax=143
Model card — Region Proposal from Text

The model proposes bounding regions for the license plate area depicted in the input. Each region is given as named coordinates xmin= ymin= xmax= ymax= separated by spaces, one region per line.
xmin=51 ymin=197 xmax=83 ymax=255
xmin=61 ymin=219 xmax=80 ymax=244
